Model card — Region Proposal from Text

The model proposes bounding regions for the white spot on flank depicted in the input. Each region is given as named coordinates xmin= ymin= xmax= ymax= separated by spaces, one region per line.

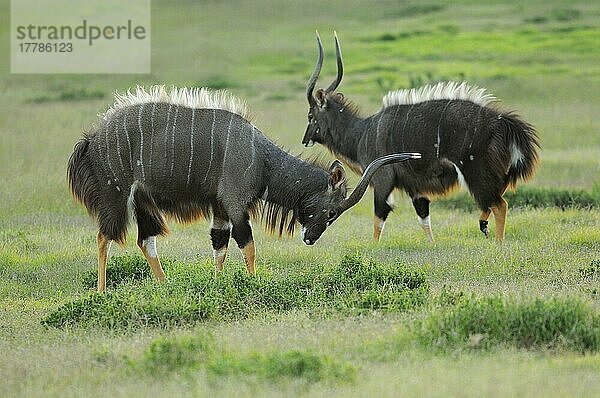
xmin=308 ymin=214 xmax=314 ymax=219
xmin=143 ymin=236 xmax=157 ymax=258
xmin=469 ymin=155 xmax=474 ymax=161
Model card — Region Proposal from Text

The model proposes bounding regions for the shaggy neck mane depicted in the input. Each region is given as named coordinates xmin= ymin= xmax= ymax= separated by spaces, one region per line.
xmin=262 ymin=155 xmax=329 ymax=237
xmin=383 ymin=81 xmax=497 ymax=109
xmin=328 ymin=93 xmax=361 ymax=119
xmin=101 ymin=85 xmax=252 ymax=122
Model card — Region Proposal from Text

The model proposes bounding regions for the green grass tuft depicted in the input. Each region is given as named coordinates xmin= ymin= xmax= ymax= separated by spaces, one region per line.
xmin=415 ymin=296 xmax=600 ymax=352
xmin=43 ymin=254 xmax=428 ymax=329
xmin=81 ymin=255 xmax=155 ymax=289
xmin=132 ymin=332 xmax=355 ymax=383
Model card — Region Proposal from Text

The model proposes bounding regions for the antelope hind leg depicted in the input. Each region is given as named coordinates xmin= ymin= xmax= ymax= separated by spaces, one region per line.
xmin=97 ymin=231 xmax=110 ymax=293
xmin=490 ymin=198 xmax=508 ymax=242
xmin=241 ymin=241 xmax=256 ymax=275
xmin=138 ymin=236 xmax=166 ymax=281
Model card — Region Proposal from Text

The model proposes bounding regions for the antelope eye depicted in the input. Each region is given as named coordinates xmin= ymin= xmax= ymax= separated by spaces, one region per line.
xmin=328 ymin=210 xmax=337 ymax=220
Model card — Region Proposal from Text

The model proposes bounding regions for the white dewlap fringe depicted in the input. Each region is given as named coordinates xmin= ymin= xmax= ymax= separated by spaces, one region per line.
xmin=383 ymin=81 xmax=497 ymax=109
xmin=101 ymin=85 xmax=251 ymax=121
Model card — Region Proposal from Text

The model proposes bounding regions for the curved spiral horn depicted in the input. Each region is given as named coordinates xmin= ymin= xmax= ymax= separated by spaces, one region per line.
xmin=306 ymin=31 xmax=324 ymax=106
xmin=337 ymin=153 xmax=422 ymax=214
xmin=325 ymin=31 xmax=344 ymax=93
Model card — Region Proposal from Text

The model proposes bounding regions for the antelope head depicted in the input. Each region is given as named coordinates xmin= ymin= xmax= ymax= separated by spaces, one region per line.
xmin=303 ymin=31 xmax=345 ymax=148
xmin=297 ymin=153 xmax=421 ymax=245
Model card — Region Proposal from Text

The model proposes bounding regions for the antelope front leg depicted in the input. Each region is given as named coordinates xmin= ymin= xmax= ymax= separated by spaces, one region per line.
xmin=373 ymin=189 xmax=393 ymax=241
xmin=231 ymin=212 xmax=256 ymax=274
xmin=491 ymin=198 xmax=508 ymax=242
xmin=412 ymin=196 xmax=434 ymax=243
xmin=97 ymin=231 xmax=110 ymax=293
xmin=210 ymin=217 xmax=231 ymax=271
xmin=479 ymin=209 xmax=491 ymax=238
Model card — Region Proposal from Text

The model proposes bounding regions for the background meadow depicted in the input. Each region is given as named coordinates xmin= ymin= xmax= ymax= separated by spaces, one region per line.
xmin=0 ymin=0 xmax=599 ymax=396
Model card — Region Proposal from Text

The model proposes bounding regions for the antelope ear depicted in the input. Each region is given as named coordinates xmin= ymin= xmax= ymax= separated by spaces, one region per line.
xmin=328 ymin=160 xmax=346 ymax=190
xmin=316 ymin=89 xmax=327 ymax=107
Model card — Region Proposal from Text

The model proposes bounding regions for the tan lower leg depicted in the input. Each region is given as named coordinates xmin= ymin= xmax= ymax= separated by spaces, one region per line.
xmin=418 ymin=216 xmax=434 ymax=243
xmin=491 ymin=198 xmax=508 ymax=242
xmin=213 ymin=246 xmax=228 ymax=272
xmin=139 ymin=237 xmax=166 ymax=281
xmin=241 ymin=241 xmax=256 ymax=274
xmin=373 ymin=216 xmax=385 ymax=241
xmin=97 ymin=231 xmax=109 ymax=293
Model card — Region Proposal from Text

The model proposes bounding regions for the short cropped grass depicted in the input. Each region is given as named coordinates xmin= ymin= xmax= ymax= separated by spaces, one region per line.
xmin=437 ymin=185 xmax=600 ymax=211
xmin=43 ymin=254 xmax=428 ymax=329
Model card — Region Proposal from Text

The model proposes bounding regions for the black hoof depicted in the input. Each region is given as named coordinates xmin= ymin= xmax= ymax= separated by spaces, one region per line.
xmin=479 ymin=220 xmax=489 ymax=238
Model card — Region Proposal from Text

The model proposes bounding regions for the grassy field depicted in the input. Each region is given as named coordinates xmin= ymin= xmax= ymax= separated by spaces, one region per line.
xmin=1 ymin=0 xmax=599 ymax=396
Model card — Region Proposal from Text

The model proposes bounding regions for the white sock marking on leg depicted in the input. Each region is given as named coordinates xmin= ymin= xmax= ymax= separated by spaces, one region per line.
xmin=143 ymin=236 xmax=157 ymax=258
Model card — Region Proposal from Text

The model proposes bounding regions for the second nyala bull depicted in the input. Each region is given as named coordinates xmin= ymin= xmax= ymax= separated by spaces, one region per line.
xmin=68 ymin=85 xmax=420 ymax=292
xmin=303 ymin=33 xmax=540 ymax=243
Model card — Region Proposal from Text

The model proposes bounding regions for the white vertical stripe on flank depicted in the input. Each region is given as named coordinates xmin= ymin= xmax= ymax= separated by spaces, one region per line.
xmin=170 ymin=105 xmax=179 ymax=177
xmin=114 ymin=118 xmax=125 ymax=173
xmin=203 ymin=109 xmax=216 ymax=184
xmin=401 ymin=104 xmax=415 ymax=151
xmin=104 ymin=121 xmax=118 ymax=183
xmin=222 ymin=113 xmax=234 ymax=174
xmin=187 ymin=108 xmax=196 ymax=187
xmin=138 ymin=103 xmax=145 ymax=181
xmin=149 ymin=102 xmax=156 ymax=177
xmin=124 ymin=113 xmax=133 ymax=170
xmin=436 ymin=101 xmax=452 ymax=158
xmin=244 ymin=124 xmax=256 ymax=177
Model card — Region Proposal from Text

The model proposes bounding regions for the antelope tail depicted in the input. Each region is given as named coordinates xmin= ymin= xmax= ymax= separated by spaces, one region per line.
xmin=501 ymin=112 xmax=540 ymax=187
xmin=67 ymin=135 xmax=101 ymax=217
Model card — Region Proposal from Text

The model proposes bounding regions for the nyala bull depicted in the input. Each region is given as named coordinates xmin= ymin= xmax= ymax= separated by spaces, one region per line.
xmin=303 ymin=33 xmax=540 ymax=243
xmin=68 ymin=85 xmax=420 ymax=292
